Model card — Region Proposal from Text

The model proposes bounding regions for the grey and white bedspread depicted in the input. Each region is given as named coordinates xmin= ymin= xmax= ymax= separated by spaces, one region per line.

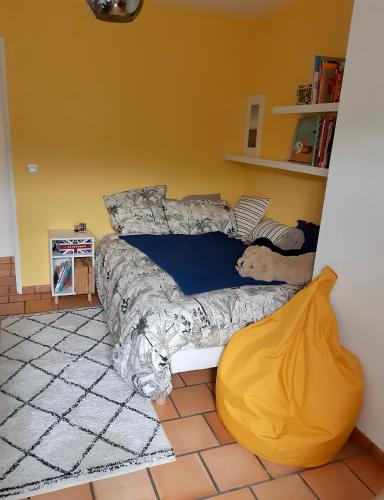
xmin=96 ymin=234 xmax=300 ymax=400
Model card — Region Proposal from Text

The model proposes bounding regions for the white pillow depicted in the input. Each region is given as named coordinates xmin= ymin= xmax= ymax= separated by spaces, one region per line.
xmin=250 ymin=218 xmax=305 ymax=250
xmin=233 ymin=195 xmax=270 ymax=242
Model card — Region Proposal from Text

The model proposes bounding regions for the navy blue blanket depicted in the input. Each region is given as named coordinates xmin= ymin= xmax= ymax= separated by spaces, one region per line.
xmin=120 ymin=232 xmax=283 ymax=295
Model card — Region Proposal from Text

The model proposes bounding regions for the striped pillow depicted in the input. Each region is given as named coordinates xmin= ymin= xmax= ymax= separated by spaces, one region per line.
xmin=233 ymin=195 xmax=270 ymax=242
xmin=250 ymin=218 xmax=305 ymax=250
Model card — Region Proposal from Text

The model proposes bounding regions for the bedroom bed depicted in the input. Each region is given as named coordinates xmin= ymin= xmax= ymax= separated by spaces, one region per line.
xmin=96 ymin=233 xmax=300 ymax=400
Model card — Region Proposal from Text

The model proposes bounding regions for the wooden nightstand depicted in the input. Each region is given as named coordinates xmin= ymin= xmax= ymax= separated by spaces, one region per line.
xmin=48 ymin=229 xmax=95 ymax=304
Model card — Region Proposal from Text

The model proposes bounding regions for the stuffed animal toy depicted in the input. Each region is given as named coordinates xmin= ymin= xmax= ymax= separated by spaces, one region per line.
xmin=236 ymin=245 xmax=315 ymax=286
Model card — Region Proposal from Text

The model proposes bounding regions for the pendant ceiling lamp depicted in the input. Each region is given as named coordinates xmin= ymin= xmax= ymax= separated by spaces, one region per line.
xmin=87 ymin=0 xmax=143 ymax=23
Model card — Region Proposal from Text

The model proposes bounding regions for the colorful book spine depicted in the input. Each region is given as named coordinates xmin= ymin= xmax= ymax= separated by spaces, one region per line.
xmin=318 ymin=63 xmax=338 ymax=103
xmin=322 ymin=119 xmax=336 ymax=168
xmin=55 ymin=261 xmax=72 ymax=294
xmin=332 ymin=61 xmax=345 ymax=102
xmin=315 ymin=118 xmax=326 ymax=167
xmin=312 ymin=56 xmax=322 ymax=104
xmin=311 ymin=116 xmax=323 ymax=166
xmin=312 ymin=55 xmax=345 ymax=104
xmin=320 ymin=118 xmax=330 ymax=167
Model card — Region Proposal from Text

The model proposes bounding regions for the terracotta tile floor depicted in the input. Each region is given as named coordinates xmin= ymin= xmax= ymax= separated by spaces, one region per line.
xmin=14 ymin=368 xmax=382 ymax=500
xmin=0 ymin=256 xmax=101 ymax=316
xmin=1 ymin=259 xmax=383 ymax=499
xmin=0 ymin=257 xmax=384 ymax=500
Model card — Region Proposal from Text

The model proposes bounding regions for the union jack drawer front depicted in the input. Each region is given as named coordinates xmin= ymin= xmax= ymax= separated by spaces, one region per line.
xmin=54 ymin=239 xmax=93 ymax=255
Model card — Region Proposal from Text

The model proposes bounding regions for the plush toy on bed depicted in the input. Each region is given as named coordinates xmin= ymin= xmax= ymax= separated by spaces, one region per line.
xmin=236 ymin=245 xmax=315 ymax=286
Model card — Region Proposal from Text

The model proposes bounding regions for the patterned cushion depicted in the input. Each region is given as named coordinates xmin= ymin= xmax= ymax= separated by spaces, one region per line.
xmin=103 ymin=185 xmax=169 ymax=235
xmin=233 ymin=195 xmax=270 ymax=242
xmin=250 ymin=218 xmax=305 ymax=250
xmin=162 ymin=199 xmax=237 ymax=236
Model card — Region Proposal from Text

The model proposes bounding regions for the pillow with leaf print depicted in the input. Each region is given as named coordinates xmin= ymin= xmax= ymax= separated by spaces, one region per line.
xmin=103 ymin=185 xmax=169 ymax=235
xmin=162 ymin=199 xmax=237 ymax=236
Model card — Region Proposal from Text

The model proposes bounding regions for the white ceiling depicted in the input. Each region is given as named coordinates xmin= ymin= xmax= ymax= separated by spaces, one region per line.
xmin=152 ymin=0 xmax=293 ymax=15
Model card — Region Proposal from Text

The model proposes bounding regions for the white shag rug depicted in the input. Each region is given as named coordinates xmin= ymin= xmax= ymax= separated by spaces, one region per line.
xmin=0 ymin=307 xmax=174 ymax=500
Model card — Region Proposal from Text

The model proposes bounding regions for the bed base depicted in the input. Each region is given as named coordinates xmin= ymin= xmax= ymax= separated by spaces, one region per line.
xmin=155 ymin=345 xmax=225 ymax=405
xmin=170 ymin=344 xmax=225 ymax=373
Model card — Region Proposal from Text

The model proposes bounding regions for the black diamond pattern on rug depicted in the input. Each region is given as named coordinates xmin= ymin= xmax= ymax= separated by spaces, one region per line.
xmin=0 ymin=307 xmax=174 ymax=500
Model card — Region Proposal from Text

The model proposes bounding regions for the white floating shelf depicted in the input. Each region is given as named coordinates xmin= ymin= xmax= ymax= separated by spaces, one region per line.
xmin=272 ymin=103 xmax=339 ymax=114
xmin=224 ymin=155 xmax=329 ymax=177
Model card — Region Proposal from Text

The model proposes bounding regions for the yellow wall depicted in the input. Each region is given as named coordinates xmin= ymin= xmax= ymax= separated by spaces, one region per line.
xmin=238 ymin=0 xmax=354 ymax=225
xmin=0 ymin=1 xmax=252 ymax=286
xmin=0 ymin=0 xmax=353 ymax=286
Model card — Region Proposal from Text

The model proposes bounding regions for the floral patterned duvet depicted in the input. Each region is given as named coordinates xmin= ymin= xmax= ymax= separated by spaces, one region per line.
xmin=96 ymin=234 xmax=300 ymax=400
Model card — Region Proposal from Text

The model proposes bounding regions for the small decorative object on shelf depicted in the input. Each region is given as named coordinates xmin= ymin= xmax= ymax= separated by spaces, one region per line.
xmin=49 ymin=229 xmax=95 ymax=305
xmin=244 ymin=95 xmax=266 ymax=157
xmin=74 ymin=222 xmax=87 ymax=232
xmin=296 ymin=84 xmax=313 ymax=105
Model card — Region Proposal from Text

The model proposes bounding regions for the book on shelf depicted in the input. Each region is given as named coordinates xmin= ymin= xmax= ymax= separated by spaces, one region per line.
xmin=289 ymin=116 xmax=336 ymax=169
xmin=54 ymin=260 xmax=72 ymax=294
xmin=312 ymin=55 xmax=345 ymax=104
xmin=289 ymin=117 xmax=319 ymax=164
xmin=311 ymin=116 xmax=336 ymax=168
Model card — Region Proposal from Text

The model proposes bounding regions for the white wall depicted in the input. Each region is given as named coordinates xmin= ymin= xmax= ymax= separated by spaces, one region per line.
xmin=315 ymin=0 xmax=384 ymax=449
xmin=0 ymin=39 xmax=16 ymax=258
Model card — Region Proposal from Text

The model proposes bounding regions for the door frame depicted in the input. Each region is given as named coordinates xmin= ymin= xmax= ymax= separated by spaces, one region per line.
xmin=0 ymin=38 xmax=22 ymax=293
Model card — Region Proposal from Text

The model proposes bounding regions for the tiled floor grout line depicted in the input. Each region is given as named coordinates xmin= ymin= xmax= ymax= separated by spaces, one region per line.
xmin=178 ymin=371 xmax=188 ymax=386
xmin=253 ymin=454 xmax=273 ymax=480
xmin=168 ymin=393 xmax=182 ymax=419
xmin=299 ymin=474 xmax=321 ymax=499
xmin=249 ymin=486 xmax=258 ymax=499
xmin=175 ymin=443 xmax=222 ymax=458
xmin=160 ymin=408 xmax=214 ymax=420
xmin=89 ymin=481 xmax=97 ymax=500
xmin=203 ymin=485 xmax=256 ymax=499
xmin=171 ymin=379 xmax=216 ymax=390
xmin=146 ymin=466 xmax=161 ymax=500
xmin=343 ymin=459 xmax=377 ymax=495
xmin=201 ymin=411 xmax=229 ymax=446
xmin=198 ymin=451 xmax=220 ymax=495
xmin=206 ymin=381 xmax=216 ymax=397
xmin=202 ymin=472 xmax=315 ymax=498
xmin=159 ymin=409 xmax=220 ymax=424
xmin=166 ymin=394 xmax=181 ymax=418
xmin=173 ymin=444 xmax=359 ymax=483
xmin=163 ymin=384 xmax=216 ymax=420
xmin=175 ymin=377 xmax=216 ymax=389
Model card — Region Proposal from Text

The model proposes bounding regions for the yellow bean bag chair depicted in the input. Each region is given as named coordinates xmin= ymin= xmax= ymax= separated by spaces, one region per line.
xmin=216 ymin=267 xmax=363 ymax=467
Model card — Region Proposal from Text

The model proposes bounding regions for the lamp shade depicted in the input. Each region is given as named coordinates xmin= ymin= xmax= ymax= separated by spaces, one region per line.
xmin=87 ymin=0 xmax=143 ymax=23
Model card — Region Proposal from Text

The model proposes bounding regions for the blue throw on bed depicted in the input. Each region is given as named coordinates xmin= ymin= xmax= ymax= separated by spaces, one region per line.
xmin=120 ymin=232 xmax=283 ymax=295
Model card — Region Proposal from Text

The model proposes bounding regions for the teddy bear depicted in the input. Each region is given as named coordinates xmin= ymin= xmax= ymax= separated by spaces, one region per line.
xmin=236 ymin=245 xmax=315 ymax=286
